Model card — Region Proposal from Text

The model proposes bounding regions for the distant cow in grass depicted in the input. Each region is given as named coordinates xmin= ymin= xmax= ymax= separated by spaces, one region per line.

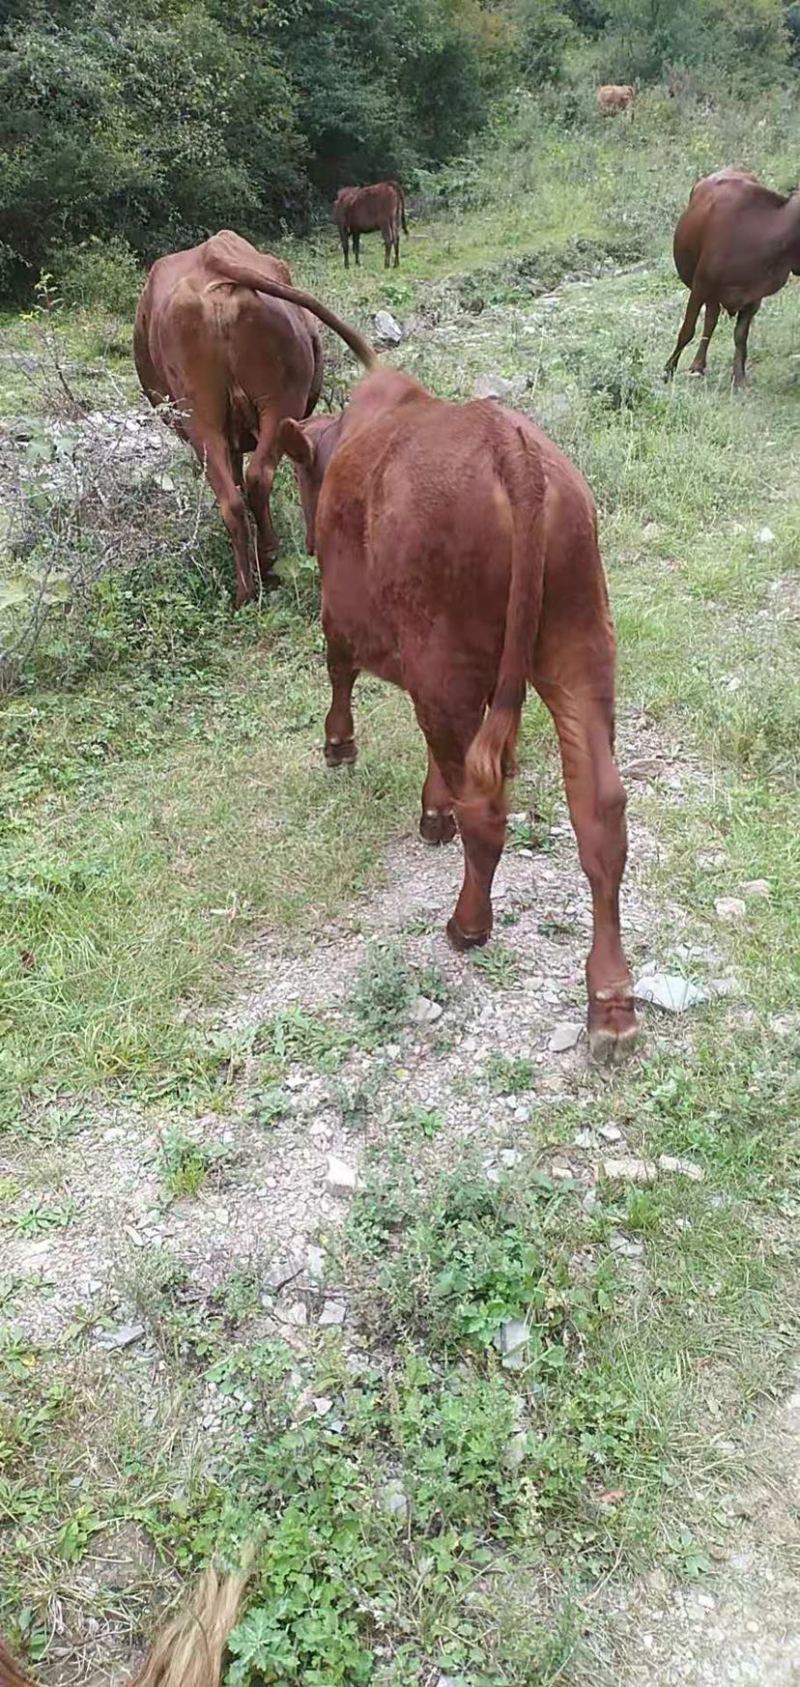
xmin=134 ymin=230 xmax=371 ymax=606
xmin=333 ymin=182 xmax=408 ymax=269
xmin=596 ymin=83 xmax=636 ymax=115
xmin=221 ymin=281 xmax=636 ymax=1057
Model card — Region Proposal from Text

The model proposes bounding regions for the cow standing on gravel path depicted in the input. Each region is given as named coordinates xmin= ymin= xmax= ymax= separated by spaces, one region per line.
xmin=216 ymin=275 xmax=637 ymax=1057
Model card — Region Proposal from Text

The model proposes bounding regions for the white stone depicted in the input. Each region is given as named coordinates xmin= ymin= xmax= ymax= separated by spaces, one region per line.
xmin=634 ymin=972 xmax=710 ymax=1013
xmin=598 ymin=1123 xmax=623 ymax=1143
xmin=326 ymin=1155 xmax=358 ymax=1195
xmin=410 ymin=995 xmax=444 ymax=1026
xmin=286 ymin=1301 xmax=308 ymax=1327
xmin=602 ymin=1157 xmax=657 ymax=1185
xmin=374 ymin=310 xmax=403 ymax=345
xmin=715 ymin=896 xmax=746 ymax=924
xmin=549 ymin=1020 xmax=584 ymax=1052
xmin=319 ymin=1299 xmax=347 ymax=1328
xmin=741 ymin=879 xmax=770 ymax=899
xmin=755 ymin=526 xmax=774 ymax=544
xmin=658 ymin=1154 xmax=704 ymax=1181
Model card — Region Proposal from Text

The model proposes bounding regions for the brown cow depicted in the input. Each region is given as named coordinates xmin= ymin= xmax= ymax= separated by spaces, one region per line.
xmin=664 ymin=168 xmax=800 ymax=387
xmin=596 ymin=83 xmax=636 ymax=114
xmin=262 ymin=328 xmax=635 ymax=1058
xmin=333 ymin=181 xmax=408 ymax=269
xmin=134 ymin=231 xmax=372 ymax=606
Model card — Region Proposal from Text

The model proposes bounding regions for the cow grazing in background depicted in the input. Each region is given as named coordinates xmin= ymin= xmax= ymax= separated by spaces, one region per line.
xmin=665 ymin=167 xmax=800 ymax=386
xmin=134 ymin=231 xmax=372 ymax=606
xmin=596 ymin=83 xmax=636 ymax=115
xmin=227 ymin=279 xmax=635 ymax=1057
xmin=333 ymin=182 xmax=408 ymax=269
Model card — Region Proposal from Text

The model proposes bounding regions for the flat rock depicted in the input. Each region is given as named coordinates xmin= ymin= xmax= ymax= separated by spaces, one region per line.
xmin=658 ymin=1153 xmax=704 ymax=1181
xmin=715 ymin=896 xmax=746 ymax=924
xmin=410 ymin=994 xmax=444 ymax=1026
xmin=380 ymin=1478 xmax=409 ymax=1519
xmin=549 ymin=1019 xmax=584 ymax=1052
xmin=598 ymin=1122 xmax=623 ymax=1143
xmin=741 ymin=879 xmax=771 ymax=899
xmin=95 ymin=1322 xmax=145 ymax=1351
xmin=319 ymin=1299 xmax=347 ymax=1328
xmin=373 ymin=309 xmax=403 ymax=344
xmin=602 ymin=1157 xmax=657 ymax=1185
xmin=622 ymin=756 xmax=665 ymax=780
xmin=634 ymin=972 xmax=711 ymax=1012
xmin=326 ymin=1155 xmax=358 ymax=1195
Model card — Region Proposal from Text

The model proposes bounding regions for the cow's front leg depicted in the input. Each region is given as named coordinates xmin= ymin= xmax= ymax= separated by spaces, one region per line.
xmin=324 ymin=634 xmax=359 ymax=766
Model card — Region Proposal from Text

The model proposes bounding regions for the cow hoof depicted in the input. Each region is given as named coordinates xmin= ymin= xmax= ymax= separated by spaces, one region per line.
xmin=688 ymin=366 xmax=706 ymax=378
xmin=420 ymin=808 xmax=457 ymax=846
xmin=325 ymin=737 xmax=357 ymax=767
xmin=587 ymin=994 xmax=639 ymax=1066
xmin=589 ymin=1022 xmax=639 ymax=1066
xmin=446 ymin=917 xmax=490 ymax=953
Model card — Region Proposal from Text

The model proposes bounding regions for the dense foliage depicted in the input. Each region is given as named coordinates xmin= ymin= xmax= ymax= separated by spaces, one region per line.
xmin=0 ymin=0 xmax=794 ymax=297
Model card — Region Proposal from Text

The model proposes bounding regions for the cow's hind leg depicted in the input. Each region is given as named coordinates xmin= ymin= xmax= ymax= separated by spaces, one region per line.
xmin=352 ymin=231 xmax=361 ymax=267
xmin=193 ymin=431 xmax=255 ymax=607
xmin=340 ymin=230 xmax=350 ymax=269
xmin=732 ymin=301 xmax=759 ymax=389
xmin=414 ymin=694 xmax=503 ymax=943
xmin=382 ymin=225 xmax=392 ymax=269
xmin=688 ymin=300 xmax=720 ymax=375
xmin=420 ymin=748 xmax=456 ymax=845
xmin=324 ymin=632 xmax=359 ymax=766
xmin=245 ymin=412 xmax=282 ymax=587
xmin=535 ymin=673 xmax=635 ymax=1061
xmin=664 ymin=283 xmax=704 ymax=380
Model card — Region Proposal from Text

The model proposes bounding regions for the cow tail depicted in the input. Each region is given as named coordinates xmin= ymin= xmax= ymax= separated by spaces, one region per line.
xmin=1 ymin=1556 xmax=252 ymax=1687
xmin=132 ymin=1557 xmax=251 ymax=1687
xmin=204 ymin=232 xmax=378 ymax=371
xmin=463 ymin=426 xmax=546 ymax=806
xmin=399 ymin=187 xmax=408 ymax=235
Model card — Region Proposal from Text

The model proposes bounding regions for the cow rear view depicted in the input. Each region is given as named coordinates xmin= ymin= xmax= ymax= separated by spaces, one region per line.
xmin=333 ymin=181 xmax=408 ymax=268
xmin=274 ymin=349 xmax=636 ymax=1060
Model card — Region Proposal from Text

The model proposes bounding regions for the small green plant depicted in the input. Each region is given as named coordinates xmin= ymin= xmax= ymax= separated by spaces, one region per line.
xmin=5 ymin=1200 xmax=74 ymax=1235
xmin=470 ymin=943 xmax=519 ymax=987
xmin=158 ymin=1129 xmax=223 ymax=1200
xmin=507 ymin=810 xmax=554 ymax=852
xmin=250 ymin=1086 xmax=291 ymax=1127
xmin=399 ymin=1104 xmax=444 ymax=1139
xmin=259 ymin=1009 xmax=352 ymax=1073
xmin=351 ymin=942 xmax=416 ymax=1040
xmin=413 ymin=962 xmax=449 ymax=1005
xmin=486 ymin=1053 xmax=536 ymax=1095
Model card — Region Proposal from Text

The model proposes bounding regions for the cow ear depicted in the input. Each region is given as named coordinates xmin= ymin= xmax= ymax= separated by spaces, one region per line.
xmin=278 ymin=418 xmax=314 ymax=466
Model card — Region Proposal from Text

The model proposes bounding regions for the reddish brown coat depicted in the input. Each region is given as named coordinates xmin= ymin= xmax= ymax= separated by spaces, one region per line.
xmin=665 ymin=168 xmax=800 ymax=385
xmin=333 ymin=181 xmax=408 ymax=269
xmin=279 ymin=364 xmax=636 ymax=1058
xmin=596 ymin=84 xmax=635 ymax=114
xmin=133 ymin=230 xmax=326 ymax=605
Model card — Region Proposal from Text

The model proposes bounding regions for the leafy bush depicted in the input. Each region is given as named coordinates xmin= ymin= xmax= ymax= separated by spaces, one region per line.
xmin=597 ymin=0 xmax=789 ymax=87
xmin=517 ymin=0 xmax=576 ymax=84
xmin=53 ymin=238 xmax=143 ymax=314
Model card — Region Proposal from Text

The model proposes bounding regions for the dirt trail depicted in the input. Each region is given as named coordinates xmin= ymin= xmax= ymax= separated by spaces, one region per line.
xmin=610 ymin=1376 xmax=800 ymax=1686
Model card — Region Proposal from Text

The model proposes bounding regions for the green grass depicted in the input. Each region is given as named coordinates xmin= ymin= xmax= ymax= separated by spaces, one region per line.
xmin=1 ymin=79 xmax=800 ymax=1687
